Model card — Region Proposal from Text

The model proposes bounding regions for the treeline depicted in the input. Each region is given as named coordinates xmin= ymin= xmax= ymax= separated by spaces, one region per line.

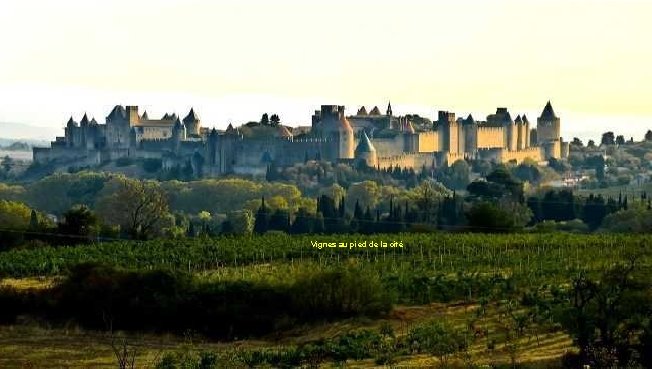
xmin=0 ymin=166 xmax=651 ymax=250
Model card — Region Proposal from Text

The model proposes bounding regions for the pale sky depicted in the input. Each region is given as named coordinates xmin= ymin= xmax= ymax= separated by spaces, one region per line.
xmin=0 ymin=0 xmax=651 ymax=141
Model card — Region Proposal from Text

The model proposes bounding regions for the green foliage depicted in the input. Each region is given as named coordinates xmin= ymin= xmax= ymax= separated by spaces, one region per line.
xmin=58 ymin=204 xmax=100 ymax=240
xmin=0 ymin=199 xmax=32 ymax=229
xmin=24 ymin=171 xmax=114 ymax=214
xmin=407 ymin=320 xmax=467 ymax=362
xmin=224 ymin=210 xmax=254 ymax=235
xmin=552 ymin=259 xmax=652 ymax=367
xmin=96 ymin=177 xmax=171 ymax=239
xmin=115 ymin=157 xmax=134 ymax=167
xmin=142 ymin=158 xmax=163 ymax=173
xmin=466 ymin=201 xmax=532 ymax=232
xmin=291 ymin=265 xmax=392 ymax=318
xmin=600 ymin=206 xmax=652 ymax=233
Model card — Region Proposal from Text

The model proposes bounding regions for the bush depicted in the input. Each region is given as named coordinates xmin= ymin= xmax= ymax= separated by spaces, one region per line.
xmin=291 ymin=266 xmax=392 ymax=319
xmin=27 ymin=263 xmax=393 ymax=339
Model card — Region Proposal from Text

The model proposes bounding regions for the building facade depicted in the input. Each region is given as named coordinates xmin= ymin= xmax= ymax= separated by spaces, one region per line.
xmin=33 ymin=102 xmax=568 ymax=176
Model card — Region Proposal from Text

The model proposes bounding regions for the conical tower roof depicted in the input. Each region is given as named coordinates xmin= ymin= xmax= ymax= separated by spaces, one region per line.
xmin=355 ymin=131 xmax=376 ymax=154
xmin=66 ymin=116 xmax=77 ymax=128
xmin=357 ymin=106 xmax=368 ymax=116
xmin=141 ymin=110 xmax=149 ymax=120
xmin=173 ymin=118 xmax=184 ymax=130
xmin=107 ymin=105 xmax=126 ymax=120
xmin=183 ymin=108 xmax=200 ymax=123
xmin=540 ymin=101 xmax=558 ymax=120
xmin=369 ymin=106 xmax=381 ymax=116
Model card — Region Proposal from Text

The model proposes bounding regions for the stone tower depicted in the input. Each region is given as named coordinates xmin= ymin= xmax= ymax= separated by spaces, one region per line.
xmin=462 ymin=114 xmax=478 ymax=155
xmin=183 ymin=108 xmax=201 ymax=136
xmin=126 ymin=106 xmax=139 ymax=126
xmin=172 ymin=118 xmax=186 ymax=154
xmin=536 ymin=101 xmax=561 ymax=144
xmin=439 ymin=111 xmax=460 ymax=154
xmin=355 ymin=131 xmax=378 ymax=168
xmin=316 ymin=105 xmax=354 ymax=160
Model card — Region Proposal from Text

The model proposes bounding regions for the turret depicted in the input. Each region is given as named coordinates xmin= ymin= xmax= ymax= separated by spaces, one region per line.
xmin=355 ymin=131 xmax=378 ymax=168
xmin=315 ymin=105 xmax=354 ymax=159
xmin=126 ymin=106 xmax=139 ymax=126
xmin=80 ymin=113 xmax=89 ymax=126
xmin=536 ymin=101 xmax=561 ymax=145
xmin=172 ymin=118 xmax=186 ymax=141
xmin=182 ymin=108 xmax=201 ymax=136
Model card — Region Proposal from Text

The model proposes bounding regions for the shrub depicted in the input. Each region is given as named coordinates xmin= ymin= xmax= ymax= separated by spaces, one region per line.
xmin=291 ymin=266 xmax=392 ymax=319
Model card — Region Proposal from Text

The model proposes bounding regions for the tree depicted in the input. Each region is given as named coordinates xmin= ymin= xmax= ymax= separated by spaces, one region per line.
xmin=58 ymin=204 xmax=100 ymax=240
xmin=347 ymin=181 xmax=380 ymax=211
xmin=445 ymin=160 xmax=470 ymax=190
xmin=270 ymin=114 xmax=280 ymax=127
xmin=407 ymin=320 xmax=466 ymax=368
xmin=512 ymin=162 xmax=541 ymax=184
xmin=601 ymin=131 xmax=615 ymax=146
xmin=0 ymin=200 xmax=33 ymax=249
xmin=615 ymin=135 xmax=625 ymax=145
xmin=260 ymin=113 xmax=269 ymax=126
xmin=466 ymin=201 xmax=531 ymax=232
xmin=290 ymin=207 xmax=313 ymax=234
xmin=410 ymin=179 xmax=450 ymax=223
xmin=645 ymin=130 xmax=652 ymax=141
xmin=254 ymin=197 xmax=270 ymax=233
xmin=225 ymin=210 xmax=254 ymax=235
xmin=554 ymin=258 xmax=651 ymax=367
xmin=1 ymin=156 xmax=13 ymax=175
xmin=96 ymin=178 xmax=170 ymax=239
xmin=269 ymin=208 xmax=290 ymax=232
xmin=587 ymin=139 xmax=596 ymax=148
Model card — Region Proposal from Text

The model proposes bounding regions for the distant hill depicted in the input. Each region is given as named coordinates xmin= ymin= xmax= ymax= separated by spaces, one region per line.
xmin=0 ymin=122 xmax=60 ymax=143
xmin=0 ymin=141 xmax=31 ymax=151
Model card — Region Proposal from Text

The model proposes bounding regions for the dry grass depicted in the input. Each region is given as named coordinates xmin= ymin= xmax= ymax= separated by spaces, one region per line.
xmin=0 ymin=301 xmax=573 ymax=368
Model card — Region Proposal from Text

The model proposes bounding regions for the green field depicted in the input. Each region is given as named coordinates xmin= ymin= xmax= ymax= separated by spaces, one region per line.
xmin=0 ymin=233 xmax=649 ymax=368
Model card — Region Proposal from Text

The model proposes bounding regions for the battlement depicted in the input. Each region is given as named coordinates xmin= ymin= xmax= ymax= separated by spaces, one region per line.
xmin=438 ymin=110 xmax=456 ymax=123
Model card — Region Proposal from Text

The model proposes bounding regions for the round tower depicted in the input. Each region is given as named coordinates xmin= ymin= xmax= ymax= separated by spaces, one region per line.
xmin=355 ymin=131 xmax=378 ymax=168
xmin=319 ymin=105 xmax=354 ymax=159
xmin=182 ymin=108 xmax=201 ymax=136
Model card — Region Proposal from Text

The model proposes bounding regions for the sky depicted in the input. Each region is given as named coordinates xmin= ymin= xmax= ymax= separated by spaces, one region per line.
xmin=0 ymin=0 xmax=651 ymax=141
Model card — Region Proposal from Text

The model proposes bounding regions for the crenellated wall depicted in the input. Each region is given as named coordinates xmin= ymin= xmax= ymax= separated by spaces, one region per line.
xmin=416 ymin=131 xmax=440 ymax=152
xmin=476 ymin=126 xmax=505 ymax=149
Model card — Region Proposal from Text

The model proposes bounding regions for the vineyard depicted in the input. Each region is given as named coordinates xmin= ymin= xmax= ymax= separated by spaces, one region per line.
xmin=0 ymin=233 xmax=647 ymax=280
xmin=0 ymin=233 xmax=650 ymax=368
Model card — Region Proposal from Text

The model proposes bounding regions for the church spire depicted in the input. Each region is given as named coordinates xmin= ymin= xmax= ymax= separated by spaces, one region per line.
xmin=386 ymin=101 xmax=393 ymax=116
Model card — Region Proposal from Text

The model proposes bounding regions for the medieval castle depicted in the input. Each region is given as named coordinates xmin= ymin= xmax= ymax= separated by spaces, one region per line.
xmin=33 ymin=101 xmax=568 ymax=176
